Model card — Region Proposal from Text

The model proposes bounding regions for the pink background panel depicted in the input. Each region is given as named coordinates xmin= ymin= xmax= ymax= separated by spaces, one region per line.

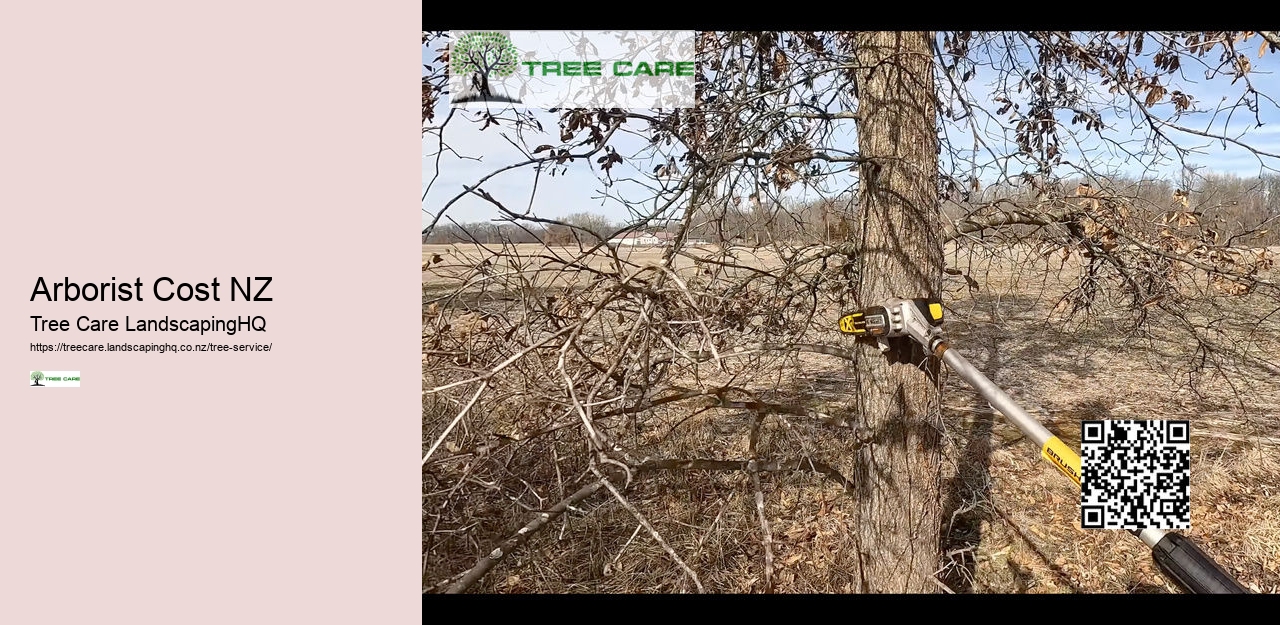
xmin=0 ymin=3 xmax=422 ymax=622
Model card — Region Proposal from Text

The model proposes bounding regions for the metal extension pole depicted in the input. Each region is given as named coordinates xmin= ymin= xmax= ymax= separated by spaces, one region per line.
xmin=938 ymin=346 xmax=1053 ymax=450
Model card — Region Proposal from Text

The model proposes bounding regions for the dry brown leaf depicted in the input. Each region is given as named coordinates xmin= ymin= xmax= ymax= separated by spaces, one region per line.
xmin=785 ymin=526 xmax=815 ymax=543
xmin=1254 ymin=250 xmax=1273 ymax=270
xmin=1211 ymin=276 xmax=1252 ymax=296
xmin=1145 ymin=84 xmax=1165 ymax=108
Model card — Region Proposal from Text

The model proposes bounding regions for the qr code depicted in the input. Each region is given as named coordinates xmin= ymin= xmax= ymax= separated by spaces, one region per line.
xmin=1080 ymin=420 xmax=1190 ymax=530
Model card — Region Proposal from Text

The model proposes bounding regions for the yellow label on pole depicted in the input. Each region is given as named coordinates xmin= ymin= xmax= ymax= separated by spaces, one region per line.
xmin=1040 ymin=436 xmax=1082 ymax=487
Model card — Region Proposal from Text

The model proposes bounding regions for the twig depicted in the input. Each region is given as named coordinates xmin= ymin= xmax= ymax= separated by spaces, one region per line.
xmin=751 ymin=471 xmax=775 ymax=594
xmin=606 ymin=523 xmax=645 ymax=575
xmin=443 ymin=479 xmax=605 ymax=594
xmin=636 ymin=456 xmax=859 ymax=495
xmin=682 ymin=342 xmax=859 ymax=363
xmin=552 ymin=432 xmax=568 ymax=540
xmin=931 ymin=576 xmax=957 ymax=594
xmin=593 ymin=467 xmax=705 ymax=593
xmin=428 ymin=569 xmax=469 ymax=593
xmin=748 ymin=412 xmax=775 ymax=593
xmin=687 ymin=501 xmax=729 ymax=563
xmin=718 ymin=398 xmax=851 ymax=427
xmin=423 ymin=379 xmax=489 ymax=466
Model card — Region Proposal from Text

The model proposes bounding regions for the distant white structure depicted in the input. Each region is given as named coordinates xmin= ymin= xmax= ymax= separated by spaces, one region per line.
xmin=608 ymin=231 xmax=710 ymax=248
xmin=606 ymin=230 xmax=711 ymax=247
xmin=609 ymin=231 xmax=664 ymax=247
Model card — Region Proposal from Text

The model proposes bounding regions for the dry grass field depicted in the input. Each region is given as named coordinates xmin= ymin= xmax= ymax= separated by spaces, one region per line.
xmin=424 ymin=242 xmax=1280 ymax=594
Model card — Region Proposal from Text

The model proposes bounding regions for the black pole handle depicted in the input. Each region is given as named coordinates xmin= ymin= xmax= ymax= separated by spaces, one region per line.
xmin=1151 ymin=532 xmax=1249 ymax=594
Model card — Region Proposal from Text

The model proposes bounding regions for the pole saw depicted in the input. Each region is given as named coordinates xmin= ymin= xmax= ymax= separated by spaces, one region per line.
xmin=838 ymin=297 xmax=1249 ymax=594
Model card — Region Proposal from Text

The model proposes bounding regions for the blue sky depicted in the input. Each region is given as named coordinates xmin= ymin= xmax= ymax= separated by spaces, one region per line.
xmin=424 ymin=33 xmax=1280 ymax=230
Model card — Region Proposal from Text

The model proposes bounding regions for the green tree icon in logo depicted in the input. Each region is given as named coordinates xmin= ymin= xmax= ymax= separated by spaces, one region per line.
xmin=30 ymin=371 xmax=45 ymax=386
xmin=451 ymin=31 xmax=521 ymax=103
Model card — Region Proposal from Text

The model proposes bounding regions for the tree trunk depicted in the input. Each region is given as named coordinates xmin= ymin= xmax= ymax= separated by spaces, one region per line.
xmin=846 ymin=31 xmax=944 ymax=593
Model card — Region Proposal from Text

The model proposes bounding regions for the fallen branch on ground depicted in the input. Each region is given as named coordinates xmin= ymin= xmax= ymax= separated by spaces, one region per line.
xmin=443 ymin=479 xmax=606 ymax=594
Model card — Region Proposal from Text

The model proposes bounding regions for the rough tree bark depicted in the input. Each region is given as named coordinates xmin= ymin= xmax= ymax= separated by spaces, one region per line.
xmin=846 ymin=31 xmax=945 ymax=593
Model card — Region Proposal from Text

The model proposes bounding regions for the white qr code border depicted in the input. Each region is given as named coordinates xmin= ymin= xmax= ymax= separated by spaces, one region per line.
xmin=1080 ymin=419 xmax=1191 ymax=530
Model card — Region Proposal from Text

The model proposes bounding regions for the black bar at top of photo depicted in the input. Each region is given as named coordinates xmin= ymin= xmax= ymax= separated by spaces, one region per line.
xmin=421 ymin=7 xmax=1243 ymax=34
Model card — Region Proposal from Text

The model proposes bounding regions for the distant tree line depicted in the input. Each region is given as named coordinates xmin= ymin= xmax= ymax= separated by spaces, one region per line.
xmin=424 ymin=212 xmax=645 ymax=245
xmin=427 ymin=172 xmax=1280 ymax=248
xmin=943 ymin=171 xmax=1280 ymax=247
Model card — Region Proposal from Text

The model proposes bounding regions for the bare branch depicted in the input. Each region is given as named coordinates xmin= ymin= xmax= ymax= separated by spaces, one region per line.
xmin=442 ymin=480 xmax=605 ymax=594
